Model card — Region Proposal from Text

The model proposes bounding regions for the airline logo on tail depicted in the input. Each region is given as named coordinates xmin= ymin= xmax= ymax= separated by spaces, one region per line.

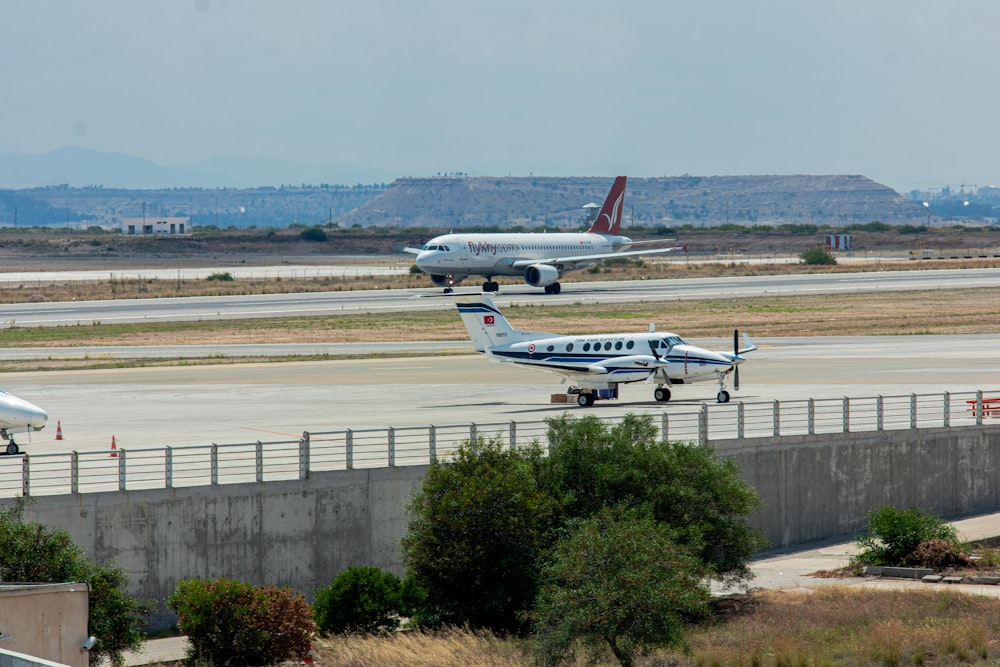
xmin=586 ymin=176 xmax=626 ymax=235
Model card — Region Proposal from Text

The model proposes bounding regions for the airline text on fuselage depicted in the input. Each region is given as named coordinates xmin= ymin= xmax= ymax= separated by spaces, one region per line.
xmin=467 ymin=241 xmax=521 ymax=256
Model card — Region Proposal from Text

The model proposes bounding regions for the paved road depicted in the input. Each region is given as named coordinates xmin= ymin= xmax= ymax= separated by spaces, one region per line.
xmin=1 ymin=267 xmax=997 ymax=327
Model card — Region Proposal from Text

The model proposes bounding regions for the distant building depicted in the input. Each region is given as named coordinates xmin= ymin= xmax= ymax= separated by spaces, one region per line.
xmin=825 ymin=233 xmax=852 ymax=251
xmin=121 ymin=216 xmax=189 ymax=235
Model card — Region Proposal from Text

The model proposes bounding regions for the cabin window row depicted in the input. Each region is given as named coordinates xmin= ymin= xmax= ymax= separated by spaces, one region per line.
xmin=544 ymin=340 xmax=637 ymax=353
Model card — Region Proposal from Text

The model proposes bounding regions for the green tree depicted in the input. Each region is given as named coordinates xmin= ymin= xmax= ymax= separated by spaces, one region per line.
xmin=0 ymin=500 xmax=145 ymax=667
xmin=799 ymin=246 xmax=837 ymax=265
xmin=402 ymin=437 xmax=559 ymax=632
xmin=168 ymin=578 xmax=315 ymax=667
xmin=540 ymin=414 xmax=766 ymax=585
xmin=854 ymin=505 xmax=959 ymax=567
xmin=531 ymin=506 xmax=711 ymax=667
xmin=314 ymin=566 xmax=403 ymax=634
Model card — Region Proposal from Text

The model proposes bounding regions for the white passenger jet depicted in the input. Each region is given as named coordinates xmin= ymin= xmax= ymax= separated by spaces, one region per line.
xmin=456 ymin=298 xmax=756 ymax=407
xmin=0 ymin=388 xmax=48 ymax=454
xmin=404 ymin=176 xmax=685 ymax=294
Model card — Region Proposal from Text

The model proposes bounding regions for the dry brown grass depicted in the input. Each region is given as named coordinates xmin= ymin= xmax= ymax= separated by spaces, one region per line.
xmin=309 ymin=628 xmax=527 ymax=666
xmin=298 ymin=589 xmax=1000 ymax=666
xmin=669 ymin=587 xmax=1000 ymax=666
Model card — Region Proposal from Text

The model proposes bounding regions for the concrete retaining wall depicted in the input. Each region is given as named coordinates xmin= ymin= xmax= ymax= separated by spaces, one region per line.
xmin=4 ymin=425 xmax=999 ymax=632
xmin=711 ymin=425 xmax=1000 ymax=548
xmin=4 ymin=466 xmax=426 ymax=632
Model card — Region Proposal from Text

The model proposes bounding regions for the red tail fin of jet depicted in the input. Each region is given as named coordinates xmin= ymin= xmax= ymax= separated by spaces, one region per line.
xmin=586 ymin=176 xmax=627 ymax=236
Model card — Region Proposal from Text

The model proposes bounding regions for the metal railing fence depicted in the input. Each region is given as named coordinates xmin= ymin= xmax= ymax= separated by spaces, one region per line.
xmin=1 ymin=390 xmax=996 ymax=498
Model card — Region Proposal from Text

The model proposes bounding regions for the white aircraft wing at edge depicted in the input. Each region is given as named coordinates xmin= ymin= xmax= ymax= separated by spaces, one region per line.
xmin=509 ymin=244 xmax=687 ymax=271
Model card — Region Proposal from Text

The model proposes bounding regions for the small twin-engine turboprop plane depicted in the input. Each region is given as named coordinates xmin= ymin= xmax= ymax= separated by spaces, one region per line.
xmin=456 ymin=298 xmax=756 ymax=407
xmin=404 ymin=176 xmax=686 ymax=294
xmin=0 ymin=388 xmax=48 ymax=454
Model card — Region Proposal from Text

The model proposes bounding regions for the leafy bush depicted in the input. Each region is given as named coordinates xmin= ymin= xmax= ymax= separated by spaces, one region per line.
xmin=799 ymin=246 xmax=837 ymax=265
xmin=854 ymin=506 xmax=959 ymax=567
xmin=168 ymin=578 xmax=315 ymax=666
xmin=300 ymin=226 xmax=329 ymax=242
xmin=0 ymin=500 xmax=146 ymax=667
xmin=314 ymin=566 xmax=404 ymax=634
xmin=205 ymin=271 xmax=234 ymax=281
xmin=540 ymin=413 xmax=766 ymax=585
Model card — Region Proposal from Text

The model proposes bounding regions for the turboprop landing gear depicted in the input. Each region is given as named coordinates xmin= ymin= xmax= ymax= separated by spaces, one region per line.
xmin=577 ymin=392 xmax=595 ymax=407
xmin=544 ymin=282 xmax=561 ymax=294
xmin=5 ymin=439 xmax=19 ymax=455
xmin=654 ymin=386 xmax=671 ymax=402
xmin=715 ymin=371 xmax=732 ymax=403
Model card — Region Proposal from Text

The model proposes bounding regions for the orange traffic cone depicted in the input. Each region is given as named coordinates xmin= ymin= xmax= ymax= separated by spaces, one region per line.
xmin=109 ymin=435 xmax=118 ymax=458
xmin=55 ymin=420 xmax=63 ymax=440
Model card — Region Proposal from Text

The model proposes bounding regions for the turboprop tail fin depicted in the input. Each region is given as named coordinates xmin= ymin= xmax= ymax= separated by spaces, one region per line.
xmin=456 ymin=298 xmax=542 ymax=353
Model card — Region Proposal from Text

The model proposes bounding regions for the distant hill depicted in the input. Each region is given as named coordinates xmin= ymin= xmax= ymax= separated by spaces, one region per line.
xmin=1 ymin=172 xmax=930 ymax=230
xmin=338 ymin=175 xmax=928 ymax=228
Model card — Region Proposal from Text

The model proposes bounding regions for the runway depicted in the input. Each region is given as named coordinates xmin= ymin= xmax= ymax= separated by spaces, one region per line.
xmin=0 ymin=267 xmax=997 ymax=327
xmin=8 ymin=334 xmax=1000 ymax=457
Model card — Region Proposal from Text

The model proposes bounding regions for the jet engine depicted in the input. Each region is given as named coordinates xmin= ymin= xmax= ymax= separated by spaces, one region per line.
xmin=524 ymin=264 xmax=560 ymax=287
xmin=429 ymin=274 xmax=464 ymax=287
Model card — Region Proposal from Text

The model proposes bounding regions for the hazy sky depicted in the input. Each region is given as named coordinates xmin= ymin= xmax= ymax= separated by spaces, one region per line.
xmin=3 ymin=1 xmax=998 ymax=192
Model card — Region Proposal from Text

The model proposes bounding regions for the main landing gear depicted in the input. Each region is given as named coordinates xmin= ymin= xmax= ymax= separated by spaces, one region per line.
xmin=482 ymin=280 xmax=499 ymax=293
xmin=654 ymin=386 xmax=671 ymax=402
xmin=568 ymin=385 xmax=615 ymax=407
xmin=543 ymin=282 xmax=561 ymax=294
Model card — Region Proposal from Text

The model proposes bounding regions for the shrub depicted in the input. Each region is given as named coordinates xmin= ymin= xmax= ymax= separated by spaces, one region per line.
xmin=168 ymin=578 xmax=315 ymax=666
xmin=206 ymin=271 xmax=234 ymax=281
xmin=854 ymin=506 xmax=959 ymax=567
xmin=300 ymin=227 xmax=329 ymax=242
xmin=799 ymin=246 xmax=837 ymax=265
xmin=540 ymin=413 xmax=766 ymax=585
xmin=314 ymin=566 xmax=404 ymax=635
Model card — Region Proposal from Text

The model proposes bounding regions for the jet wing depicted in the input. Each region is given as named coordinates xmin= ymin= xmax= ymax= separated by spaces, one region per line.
xmin=402 ymin=246 xmax=422 ymax=255
xmin=510 ymin=244 xmax=686 ymax=271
